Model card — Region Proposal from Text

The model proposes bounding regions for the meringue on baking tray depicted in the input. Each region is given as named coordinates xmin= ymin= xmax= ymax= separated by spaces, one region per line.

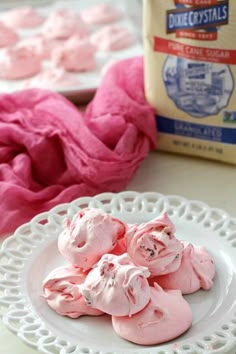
xmin=0 ymin=2 xmax=138 ymax=91
xmin=43 ymin=208 xmax=216 ymax=346
xmin=0 ymin=46 xmax=42 ymax=80
xmin=2 ymin=6 xmax=44 ymax=29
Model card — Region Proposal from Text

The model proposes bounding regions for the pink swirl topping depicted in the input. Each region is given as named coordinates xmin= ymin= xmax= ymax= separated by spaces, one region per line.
xmin=58 ymin=208 xmax=126 ymax=270
xmin=52 ymin=37 xmax=96 ymax=72
xmin=0 ymin=46 xmax=41 ymax=80
xmin=150 ymin=242 xmax=215 ymax=294
xmin=3 ymin=7 xmax=44 ymax=29
xmin=18 ymin=35 xmax=53 ymax=60
xmin=42 ymin=9 xmax=88 ymax=40
xmin=43 ymin=266 xmax=103 ymax=318
xmin=81 ymin=4 xmax=122 ymax=25
xmin=79 ymin=253 xmax=151 ymax=316
xmin=90 ymin=25 xmax=134 ymax=52
xmin=0 ymin=21 xmax=18 ymax=47
xmin=126 ymin=212 xmax=184 ymax=276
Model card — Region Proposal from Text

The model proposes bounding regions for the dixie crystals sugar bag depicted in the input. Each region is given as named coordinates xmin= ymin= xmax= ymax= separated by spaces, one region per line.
xmin=144 ymin=0 xmax=236 ymax=164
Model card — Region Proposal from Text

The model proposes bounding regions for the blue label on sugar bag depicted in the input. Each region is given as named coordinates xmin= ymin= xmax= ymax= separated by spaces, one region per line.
xmin=157 ymin=116 xmax=236 ymax=144
xmin=167 ymin=2 xmax=229 ymax=33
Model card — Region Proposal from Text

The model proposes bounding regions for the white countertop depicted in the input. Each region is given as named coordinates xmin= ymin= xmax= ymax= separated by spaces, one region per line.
xmin=0 ymin=150 xmax=236 ymax=354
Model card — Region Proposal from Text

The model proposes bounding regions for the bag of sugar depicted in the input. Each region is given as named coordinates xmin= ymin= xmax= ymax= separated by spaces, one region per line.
xmin=144 ymin=0 xmax=236 ymax=164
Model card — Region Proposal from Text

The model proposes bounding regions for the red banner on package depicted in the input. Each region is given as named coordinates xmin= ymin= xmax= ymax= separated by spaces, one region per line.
xmin=176 ymin=30 xmax=218 ymax=40
xmin=174 ymin=0 xmax=220 ymax=5
xmin=153 ymin=36 xmax=236 ymax=65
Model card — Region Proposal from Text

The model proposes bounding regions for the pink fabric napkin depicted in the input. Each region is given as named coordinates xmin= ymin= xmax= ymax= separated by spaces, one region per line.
xmin=0 ymin=57 xmax=156 ymax=236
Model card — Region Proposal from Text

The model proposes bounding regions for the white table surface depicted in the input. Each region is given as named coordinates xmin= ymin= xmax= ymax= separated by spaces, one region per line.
xmin=0 ymin=150 xmax=236 ymax=354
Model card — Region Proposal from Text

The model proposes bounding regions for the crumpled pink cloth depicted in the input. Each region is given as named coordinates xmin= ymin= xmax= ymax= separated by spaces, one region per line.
xmin=0 ymin=57 xmax=156 ymax=236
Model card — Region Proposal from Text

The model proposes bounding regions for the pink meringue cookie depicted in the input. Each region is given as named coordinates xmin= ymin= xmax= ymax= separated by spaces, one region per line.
xmin=79 ymin=253 xmax=151 ymax=316
xmin=150 ymin=242 xmax=215 ymax=294
xmin=0 ymin=21 xmax=18 ymax=47
xmin=112 ymin=283 xmax=192 ymax=345
xmin=90 ymin=25 xmax=134 ymax=52
xmin=52 ymin=37 xmax=96 ymax=72
xmin=111 ymin=236 xmax=127 ymax=256
xmin=18 ymin=36 xmax=67 ymax=60
xmin=81 ymin=4 xmax=122 ymax=25
xmin=18 ymin=35 xmax=52 ymax=60
xmin=42 ymin=9 xmax=88 ymax=40
xmin=43 ymin=266 xmax=103 ymax=318
xmin=58 ymin=208 xmax=126 ymax=270
xmin=0 ymin=46 xmax=41 ymax=80
xmin=24 ymin=68 xmax=80 ymax=90
xmin=2 ymin=7 xmax=44 ymax=29
xmin=126 ymin=213 xmax=184 ymax=276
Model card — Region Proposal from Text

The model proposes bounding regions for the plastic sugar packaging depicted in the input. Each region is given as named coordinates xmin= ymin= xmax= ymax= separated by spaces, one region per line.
xmin=143 ymin=0 xmax=236 ymax=164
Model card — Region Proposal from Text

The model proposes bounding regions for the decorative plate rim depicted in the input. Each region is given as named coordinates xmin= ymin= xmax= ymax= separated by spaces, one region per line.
xmin=0 ymin=191 xmax=236 ymax=354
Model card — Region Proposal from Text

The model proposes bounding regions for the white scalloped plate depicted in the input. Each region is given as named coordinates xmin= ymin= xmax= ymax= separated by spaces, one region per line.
xmin=0 ymin=191 xmax=236 ymax=354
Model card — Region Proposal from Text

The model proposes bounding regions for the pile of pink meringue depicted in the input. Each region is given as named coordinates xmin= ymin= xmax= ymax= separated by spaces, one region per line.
xmin=43 ymin=208 xmax=215 ymax=346
xmin=0 ymin=3 xmax=135 ymax=89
